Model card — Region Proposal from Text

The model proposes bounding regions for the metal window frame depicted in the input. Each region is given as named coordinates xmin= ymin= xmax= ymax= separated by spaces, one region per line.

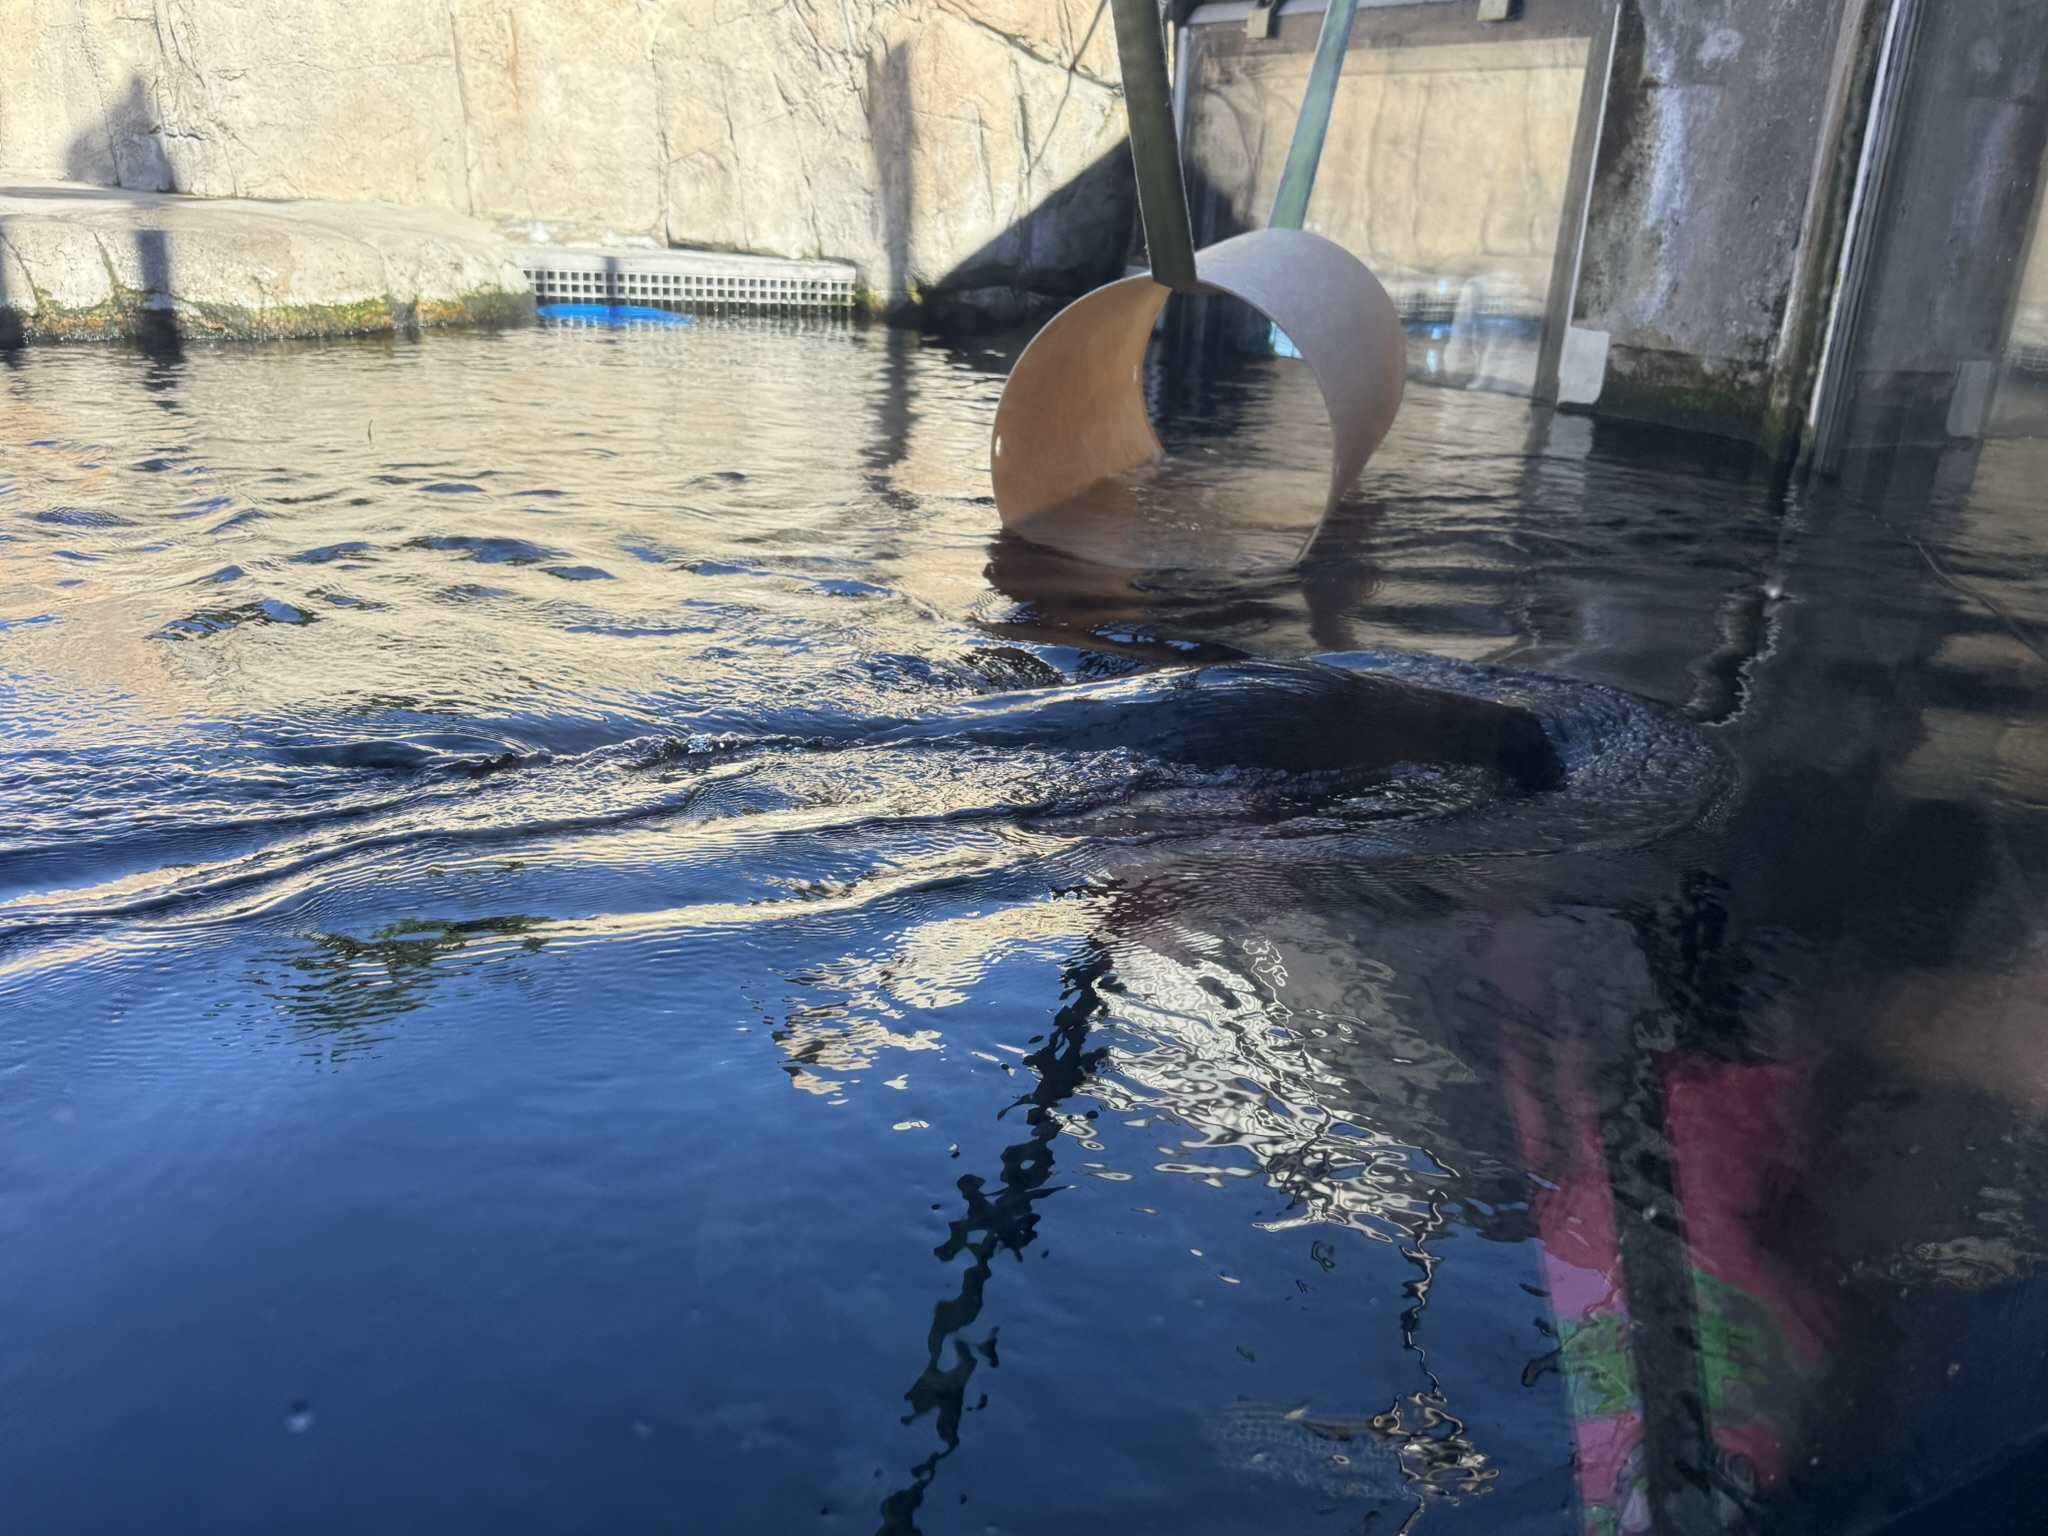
xmin=1176 ymin=0 xmax=1622 ymax=402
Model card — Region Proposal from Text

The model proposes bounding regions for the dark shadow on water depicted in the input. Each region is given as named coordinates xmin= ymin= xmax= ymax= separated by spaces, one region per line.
xmin=876 ymin=950 xmax=1111 ymax=1535
xmin=863 ymin=324 xmax=916 ymax=513
xmin=141 ymin=349 xmax=187 ymax=412
xmin=1872 ymin=1427 xmax=2048 ymax=1536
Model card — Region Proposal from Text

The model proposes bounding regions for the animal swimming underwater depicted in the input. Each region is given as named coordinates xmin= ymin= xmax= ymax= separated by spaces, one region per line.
xmin=867 ymin=658 xmax=1564 ymax=794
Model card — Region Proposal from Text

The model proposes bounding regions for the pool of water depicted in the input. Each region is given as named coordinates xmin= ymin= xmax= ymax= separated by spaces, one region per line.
xmin=2 ymin=322 xmax=2045 ymax=1536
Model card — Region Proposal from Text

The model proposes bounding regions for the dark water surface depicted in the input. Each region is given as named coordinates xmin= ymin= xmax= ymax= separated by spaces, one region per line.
xmin=2 ymin=324 xmax=2045 ymax=1536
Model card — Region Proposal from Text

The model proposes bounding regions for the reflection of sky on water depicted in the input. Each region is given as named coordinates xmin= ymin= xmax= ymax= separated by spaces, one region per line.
xmin=2 ymin=322 xmax=2046 ymax=1535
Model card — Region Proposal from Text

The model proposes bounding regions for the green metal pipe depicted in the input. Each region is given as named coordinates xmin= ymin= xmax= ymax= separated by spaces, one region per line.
xmin=1268 ymin=0 xmax=1361 ymax=231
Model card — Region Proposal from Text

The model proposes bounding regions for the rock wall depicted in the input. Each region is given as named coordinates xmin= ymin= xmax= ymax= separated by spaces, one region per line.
xmin=0 ymin=0 xmax=1134 ymax=313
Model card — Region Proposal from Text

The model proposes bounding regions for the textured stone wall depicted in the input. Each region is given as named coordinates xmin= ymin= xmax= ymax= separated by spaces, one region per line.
xmin=0 ymin=0 xmax=1133 ymax=311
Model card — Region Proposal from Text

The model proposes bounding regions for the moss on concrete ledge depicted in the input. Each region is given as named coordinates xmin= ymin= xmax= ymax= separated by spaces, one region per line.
xmin=1581 ymin=343 xmax=1805 ymax=460
xmin=2 ymin=288 xmax=536 ymax=346
xmin=409 ymin=291 xmax=537 ymax=331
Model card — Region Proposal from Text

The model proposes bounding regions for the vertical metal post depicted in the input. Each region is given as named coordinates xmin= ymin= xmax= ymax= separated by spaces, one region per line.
xmin=1110 ymin=0 xmax=1199 ymax=291
xmin=1806 ymin=0 xmax=1922 ymax=471
xmin=1533 ymin=0 xmax=1621 ymax=405
xmin=1268 ymin=0 xmax=1361 ymax=231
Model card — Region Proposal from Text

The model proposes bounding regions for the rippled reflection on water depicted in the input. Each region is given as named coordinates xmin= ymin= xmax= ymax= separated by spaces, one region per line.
xmin=2 ymin=323 xmax=2046 ymax=1536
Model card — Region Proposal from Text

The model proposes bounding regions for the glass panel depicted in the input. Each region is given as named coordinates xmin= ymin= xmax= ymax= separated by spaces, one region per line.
xmin=1990 ymin=153 xmax=2048 ymax=437
xmin=1182 ymin=16 xmax=1592 ymax=395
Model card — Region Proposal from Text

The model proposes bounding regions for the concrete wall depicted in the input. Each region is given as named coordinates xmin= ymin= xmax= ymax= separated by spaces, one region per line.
xmin=1552 ymin=0 xmax=2048 ymax=449
xmin=0 ymin=0 xmax=1135 ymax=312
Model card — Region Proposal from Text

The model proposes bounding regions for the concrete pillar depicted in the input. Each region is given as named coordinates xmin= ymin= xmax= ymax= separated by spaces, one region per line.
xmin=1567 ymin=0 xmax=2048 ymax=456
xmin=1563 ymin=0 xmax=1879 ymax=451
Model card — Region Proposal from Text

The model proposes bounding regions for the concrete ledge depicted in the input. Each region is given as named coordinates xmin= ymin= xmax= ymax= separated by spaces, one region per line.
xmin=0 ymin=176 xmax=535 ymax=346
xmin=1579 ymin=343 xmax=1799 ymax=456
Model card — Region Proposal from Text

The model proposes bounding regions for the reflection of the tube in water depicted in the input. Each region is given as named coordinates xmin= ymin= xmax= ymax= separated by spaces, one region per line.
xmin=981 ymin=491 xmax=1383 ymax=663
xmin=1001 ymin=452 xmax=1336 ymax=572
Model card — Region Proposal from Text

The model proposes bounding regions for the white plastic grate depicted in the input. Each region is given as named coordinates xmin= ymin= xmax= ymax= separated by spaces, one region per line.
xmin=514 ymin=245 xmax=858 ymax=314
xmin=1383 ymin=280 xmax=1540 ymax=326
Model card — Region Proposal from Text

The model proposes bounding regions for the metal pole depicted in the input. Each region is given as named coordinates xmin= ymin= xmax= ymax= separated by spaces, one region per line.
xmin=1110 ymin=0 xmax=1199 ymax=291
xmin=1807 ymin=0 xmax=1921 ymax=471
xmin=1267 ymin=0 xmax=1361 ymax=231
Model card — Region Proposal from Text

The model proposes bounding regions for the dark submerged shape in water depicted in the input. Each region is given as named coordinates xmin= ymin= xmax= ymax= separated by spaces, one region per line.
xmin=873 ymin=659 xmax=1565 ymax=793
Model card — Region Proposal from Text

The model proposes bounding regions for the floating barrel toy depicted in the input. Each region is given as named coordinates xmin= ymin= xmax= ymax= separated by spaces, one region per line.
xmin=991 ymin=0 xmax=1406 ymax=541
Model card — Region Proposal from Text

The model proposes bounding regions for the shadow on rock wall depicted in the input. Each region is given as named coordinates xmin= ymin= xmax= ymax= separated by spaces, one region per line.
xmin=853 ymin=1 xmax=1131 ymax=331
xmin=859 ymin=18 xmax=1134 ymax=334
xmin=65 ymin=75 xmax=176 ymax=195
xmin=867 ymin=42 xmax=917 ymax=308
xmin=915 ymin=143 xmax=1135 ymax=331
